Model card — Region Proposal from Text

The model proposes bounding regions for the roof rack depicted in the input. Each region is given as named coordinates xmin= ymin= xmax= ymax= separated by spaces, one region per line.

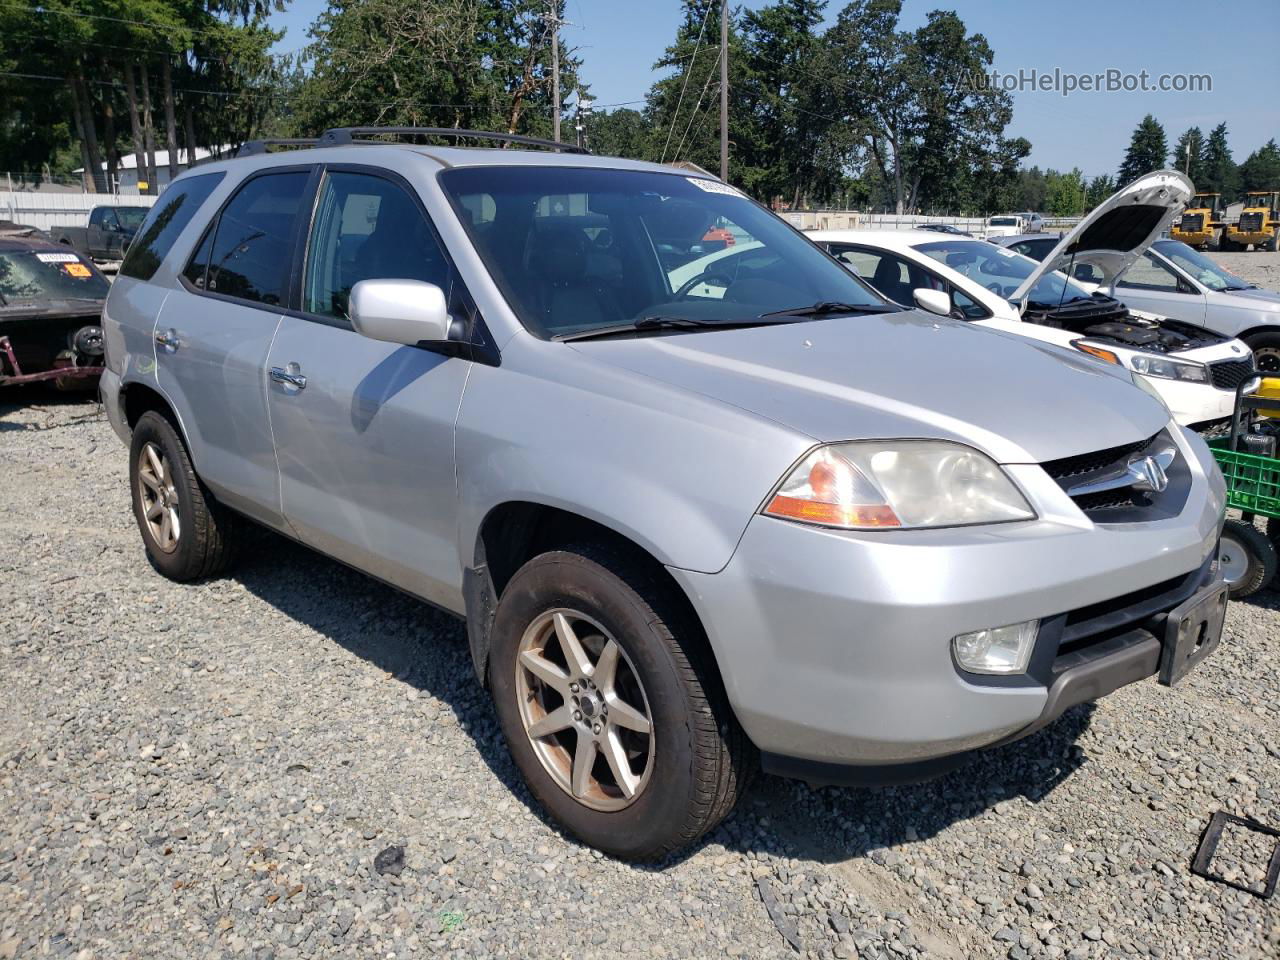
xmin=236 ymin=138 xmax=321 ymax=157
xmin=317 ymin=126 xmax=589 ymax=154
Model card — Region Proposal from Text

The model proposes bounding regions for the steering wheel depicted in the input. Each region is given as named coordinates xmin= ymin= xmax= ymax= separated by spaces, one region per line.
xmin=986 ymin=282 xmax=1005 ymax=295
xmin=673 ymin=269 xmax=731 ymax=300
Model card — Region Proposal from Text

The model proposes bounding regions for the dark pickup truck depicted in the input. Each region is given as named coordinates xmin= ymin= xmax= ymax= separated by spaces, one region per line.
xmin=51 ymin=205 xmax=149 ymax=262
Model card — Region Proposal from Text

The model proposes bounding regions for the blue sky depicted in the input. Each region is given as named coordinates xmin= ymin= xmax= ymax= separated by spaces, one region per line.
xmin=269 ymin=0 xmax=1279 ymax=179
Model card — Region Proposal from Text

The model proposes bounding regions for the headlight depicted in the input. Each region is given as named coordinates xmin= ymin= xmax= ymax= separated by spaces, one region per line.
xmin=763 ymin=441 xmax=1035 ymax=530
xmin=1129 ymin=354 xmax=1208 ymax=383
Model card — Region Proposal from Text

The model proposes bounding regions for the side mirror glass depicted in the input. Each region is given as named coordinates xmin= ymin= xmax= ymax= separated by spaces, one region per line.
xmin=349 ymin=279 xmax=451 ymax=346
xmin=913 ymin=287 xmax=952 ymax=317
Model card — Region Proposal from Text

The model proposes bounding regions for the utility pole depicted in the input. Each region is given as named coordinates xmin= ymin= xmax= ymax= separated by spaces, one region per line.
xmin=719 ymin=0 xmax=728 ymax=181
xmin=548 ymin=2 xmax=562 ymax=143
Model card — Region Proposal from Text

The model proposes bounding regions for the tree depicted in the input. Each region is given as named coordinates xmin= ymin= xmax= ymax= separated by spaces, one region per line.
xmin=1046 ymin=168 xmax=1085 ymax=217
xmin=1202 ymin=122 xmax=1240 ymax=202
xmin=588 ymin=108 xmax=649 ymax=160
xmin=823 ymin=0 xmax=1020 ymax=214
xmin=1117 ymin=114 xmax=1167 ymax=185
xmin=1170 ymin=126 xmax=1207 ymax=187
xmin=1239 ymin=139 xmax=1280 ymax=193
xmin=1085 ymin=174 xmax=1115 ymax=210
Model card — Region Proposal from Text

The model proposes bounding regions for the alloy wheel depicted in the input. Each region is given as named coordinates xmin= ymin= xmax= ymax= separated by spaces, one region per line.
xmin=137 ymin=441 xmax=180 ymax=553
xmin=515 ymin=609 xmax=655 ymax=811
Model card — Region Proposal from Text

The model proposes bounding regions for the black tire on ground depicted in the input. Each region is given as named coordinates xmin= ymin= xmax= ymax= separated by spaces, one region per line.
xmin=128 ymin=410 xmax=242 ymax=582
xmin=1268 ymin=231 xmax=1279 ymax=253
xmin=488 ymin=544 xmax=752 ymax=861
xmin=1220 ymin=518 xmax=1277 ymax=599
xmin=1268 ymin=516 xmax=1280 ymax=550
xmin=1243 ymin=330 xmax=1280 ymax=377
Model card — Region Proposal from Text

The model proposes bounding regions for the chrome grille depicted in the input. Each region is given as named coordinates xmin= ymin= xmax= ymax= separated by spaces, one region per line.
xmin=1040 ymin=432 xmax=1182 ymax=520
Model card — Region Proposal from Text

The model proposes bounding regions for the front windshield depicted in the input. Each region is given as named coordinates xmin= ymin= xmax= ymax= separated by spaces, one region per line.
xmin=1152 ymin=240 xmax=1251 ymax=291
xmin=116 ymin=207 xmax=148 ymax=230
xmin=914 ymin=239 xmax=1094 ymax=306
xmin=988 ymin=217 xmax=1018 ymax=226
xmin=0 ymin=249 xmax=108 ymax=303
xmin=438 ymin=166 xmax=886 ymax=339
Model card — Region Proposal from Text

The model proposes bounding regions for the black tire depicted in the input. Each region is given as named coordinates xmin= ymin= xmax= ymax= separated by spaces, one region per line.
xmin=1244 ymin=331 xmax=1280 ymax=377
xmin=128 ymin=410 xmax=242 ymax=581
xmin=488 ymin=544 xmax=752 ymax=861
xmin=1268 ymin=231 xmax=1279 ymax=253
xmin=1268 ymin=516 xmax=1280 ymax=551
xmin=1220 ymin=518 xmax=1277 ymax=599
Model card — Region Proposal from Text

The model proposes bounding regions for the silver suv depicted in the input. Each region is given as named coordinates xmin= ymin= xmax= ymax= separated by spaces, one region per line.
xmin=100 ymin=130 xmax=1229 ymax=860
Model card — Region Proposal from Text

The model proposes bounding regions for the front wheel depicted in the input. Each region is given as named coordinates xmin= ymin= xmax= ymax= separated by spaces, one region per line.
xmin=1220 ymin=518 xmax=1277 ymax=599
xmin=488 ymin=545 xmax=751 ymax=860
xmin=1244 ymin=331 xmax=1280 ymax=376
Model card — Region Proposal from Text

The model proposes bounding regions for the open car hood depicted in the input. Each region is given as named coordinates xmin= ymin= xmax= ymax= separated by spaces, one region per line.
xmin=1009 ymin=170 xmax=1193 ymax=305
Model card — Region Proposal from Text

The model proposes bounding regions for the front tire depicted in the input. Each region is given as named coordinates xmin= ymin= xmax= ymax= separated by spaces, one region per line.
xmin=1220 ymin=518 xmax=1277 ymax=599
xmin=1244 ymin=331 xmax=1280 ymax=376
xmin=129 ymin=410 xmax=242 ymax=581
xmin=488 ymin=545 xmax=751 ymax=860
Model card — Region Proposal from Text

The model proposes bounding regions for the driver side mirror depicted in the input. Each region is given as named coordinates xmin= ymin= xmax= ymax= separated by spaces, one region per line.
xmin=913 ymin=287 xmax=952 ymax=318
xmin=350 ymin=279 xmax=452 ymax=346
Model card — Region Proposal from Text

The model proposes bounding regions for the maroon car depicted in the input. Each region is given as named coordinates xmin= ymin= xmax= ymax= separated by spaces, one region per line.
xmin=0 ymin=237 xmax=108 ymax=389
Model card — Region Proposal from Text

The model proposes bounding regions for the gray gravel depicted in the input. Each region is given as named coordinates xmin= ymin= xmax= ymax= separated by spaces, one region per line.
xmin=2 ymin=255 xmax=1278 ymax=960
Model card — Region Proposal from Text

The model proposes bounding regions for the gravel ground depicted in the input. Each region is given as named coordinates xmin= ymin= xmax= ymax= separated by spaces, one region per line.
xmin=2 ymin=255 xmax=1278 ymax=960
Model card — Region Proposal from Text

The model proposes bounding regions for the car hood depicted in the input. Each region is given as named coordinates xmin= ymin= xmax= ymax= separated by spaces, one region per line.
xmin=570 ymin=310 xmax=1168 ymax=464
xmin=1218 ymin=285 xmax=1280 ymax=309
xmin=1011 ymin=170 xmax=1193 ymax=303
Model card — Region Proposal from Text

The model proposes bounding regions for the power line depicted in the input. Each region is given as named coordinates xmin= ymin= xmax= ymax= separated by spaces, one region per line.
xmin=660 ymin=3 xmax=713 ymax=164
xmin=673 ymin=50 xmax=721 ymax=163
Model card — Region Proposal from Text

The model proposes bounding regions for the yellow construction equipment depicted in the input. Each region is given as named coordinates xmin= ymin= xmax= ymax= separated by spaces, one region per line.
xmin=1171 ymin=192 xmax=1225 ymax=249
xmin=1223 ymin=191 xmax=1280 ymax=251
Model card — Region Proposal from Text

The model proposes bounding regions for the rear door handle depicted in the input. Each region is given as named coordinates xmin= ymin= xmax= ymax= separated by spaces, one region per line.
xmin=270 ymin=366 xmax=307 ymax=390
xmin=154 ymin=328 xmax=180 ymax=350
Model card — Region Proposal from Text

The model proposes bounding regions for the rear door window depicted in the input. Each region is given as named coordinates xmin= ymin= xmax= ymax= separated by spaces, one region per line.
xmin=119 ymin=172 xmax=225 ymax=282
xmin=197 ymin=171 xmax=310 ymax=306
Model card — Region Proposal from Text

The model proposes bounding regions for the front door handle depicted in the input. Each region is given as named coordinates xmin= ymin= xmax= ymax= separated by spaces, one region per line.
xmin=270 ymin=366 xmax=307 ymax=390
xmin=154 ymin=328 xmax=180 ymax=350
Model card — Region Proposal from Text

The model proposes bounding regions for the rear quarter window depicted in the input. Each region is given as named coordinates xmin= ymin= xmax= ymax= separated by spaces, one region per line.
xmin=119 ymin=172 xmax=226 ymax=282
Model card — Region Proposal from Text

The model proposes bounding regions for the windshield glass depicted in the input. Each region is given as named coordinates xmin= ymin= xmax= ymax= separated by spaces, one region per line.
xmin=0 ymin=249 xmax=108 ymax=303
xmin=914 ymin=239 xmax=1095 ymax=306
xmin=438 ymin=166 xmax=885 ymax=338
xmin=1152 ymin=239 xmax=1251 ymax=291
xmin=988 ymin=216 xmax=1018 ymax=226
xmin=115 ymin=207 xmax=148 ymax=230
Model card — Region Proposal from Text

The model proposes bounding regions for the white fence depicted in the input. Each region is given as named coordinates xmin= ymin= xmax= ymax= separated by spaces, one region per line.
xmin=781 ymin=210 xmax=1084 ymax=236
xmin=0 ymin=192 xmax=156 ymax=231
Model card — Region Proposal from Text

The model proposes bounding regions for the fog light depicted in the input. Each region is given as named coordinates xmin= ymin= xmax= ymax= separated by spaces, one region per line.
xmin=953 ymin=620 xmax=1039 ymax=675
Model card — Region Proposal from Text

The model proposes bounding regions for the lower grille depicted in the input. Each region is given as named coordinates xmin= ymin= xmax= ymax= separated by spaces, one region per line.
xmin=1209 ymin=357 xmax=1256 ymax=391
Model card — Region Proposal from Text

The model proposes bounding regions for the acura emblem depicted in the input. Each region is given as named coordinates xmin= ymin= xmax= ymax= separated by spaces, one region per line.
xmin=1127 ymin=453 xmax=1170 ymax=493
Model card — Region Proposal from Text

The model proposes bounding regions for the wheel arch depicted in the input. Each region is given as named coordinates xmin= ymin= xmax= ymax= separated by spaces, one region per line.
xmin=461 ymin=501 xmax=725 ymax=690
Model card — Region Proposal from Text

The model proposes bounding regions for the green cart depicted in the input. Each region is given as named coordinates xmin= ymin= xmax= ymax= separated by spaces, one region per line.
xmin=1209 ymin=378 xmax=1280 ymax=598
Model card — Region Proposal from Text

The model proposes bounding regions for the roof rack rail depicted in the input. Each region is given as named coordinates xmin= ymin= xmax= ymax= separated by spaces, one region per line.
xmin=317 ymin=127 xmax=589 ymax=154
xmin=236 ymin=138 xmax=321 ymax=157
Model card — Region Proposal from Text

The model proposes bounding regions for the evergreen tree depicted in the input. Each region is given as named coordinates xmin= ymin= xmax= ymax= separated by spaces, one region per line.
xmin=1117 ymin=114 xmax=1167 ymax=185
xmin=1085 ymin=174 xmax=1115 ymax=210
xmin=1239 ymin=139 xmax=1280 ymax=193
xmin=1201 ymin=122 xmax=1241 ymax=202
xmin=1170 ymin=126 xmax=1207 ymax=187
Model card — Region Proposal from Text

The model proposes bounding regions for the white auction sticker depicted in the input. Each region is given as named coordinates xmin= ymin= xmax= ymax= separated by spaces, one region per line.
xmin=35 ymin=252 xmax=80 ymax=263
xmin=686 ymin=177 xmax=745 ymax=198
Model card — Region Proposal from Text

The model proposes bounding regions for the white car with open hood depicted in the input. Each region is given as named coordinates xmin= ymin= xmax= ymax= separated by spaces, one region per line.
xmin=809 ymin=171 xmax=1258 ymax=432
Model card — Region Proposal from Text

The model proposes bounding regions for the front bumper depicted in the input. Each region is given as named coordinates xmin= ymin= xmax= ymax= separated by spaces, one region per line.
xmin=669 ymin=426 xmax=1226 ymax=770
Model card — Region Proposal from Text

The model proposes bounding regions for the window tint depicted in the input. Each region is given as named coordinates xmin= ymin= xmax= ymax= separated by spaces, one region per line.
xmin=201 ymin=171 xmax=309 ymax=306
xmin=303 ymin=171 xmax=451 ymax=320
xmin=829 ymin=246 xmax=919 ymax=306
xmin=89 ymin=209 xmax=105 ymax=228
xmin=1117 ymin=252 xmax=1181 ymax=292
xmin=182 ymin=225 xmax=215 ymax=290
xmin=119 ymin=172 xmax=226 ymax=282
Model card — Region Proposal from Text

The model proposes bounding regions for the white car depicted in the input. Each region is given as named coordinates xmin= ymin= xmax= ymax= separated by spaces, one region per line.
xmin=984 ymin=212 xmax=1044 ymax=237
xmin=809 ymin=171 xmax=1258 ymax=431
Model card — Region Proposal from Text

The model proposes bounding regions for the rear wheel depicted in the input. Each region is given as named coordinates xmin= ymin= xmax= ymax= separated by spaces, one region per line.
xmin=488 ymin=544 xmax=751 ymax=860
xmin=129 ymin=410 xmax=242 ymax=581
xmin=1244 ymin=331 xmax=1280 ymax=376
xmin=1220 ymin=518 xmax=1277 ymax=599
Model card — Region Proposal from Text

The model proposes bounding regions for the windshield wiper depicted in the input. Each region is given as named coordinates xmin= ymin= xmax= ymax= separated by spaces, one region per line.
xmin=554 ymin=314 xmax=804 ymax=342
xmin=760 ymin=300 xmax=899 ymax=318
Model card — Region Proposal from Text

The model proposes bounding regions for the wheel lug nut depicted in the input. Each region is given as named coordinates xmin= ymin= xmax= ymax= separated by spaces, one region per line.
xmin=592 ymin=723 xmax=602 ymax=735
xmin=573 ymin=710 xmax=583 ymax=722
xmin=569 ymin=682 xmax=579 ymax=693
